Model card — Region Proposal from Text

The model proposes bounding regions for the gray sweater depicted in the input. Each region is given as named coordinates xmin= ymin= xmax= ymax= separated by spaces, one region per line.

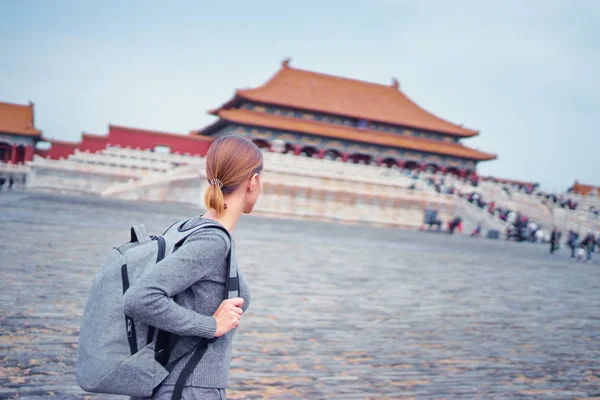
xmin=123 ymin=217 xmax=251 ymax=388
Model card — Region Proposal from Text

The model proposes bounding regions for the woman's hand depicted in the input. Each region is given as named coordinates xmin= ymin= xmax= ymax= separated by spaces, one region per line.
xmin=213 ymin=297 xmax=244 ymax=337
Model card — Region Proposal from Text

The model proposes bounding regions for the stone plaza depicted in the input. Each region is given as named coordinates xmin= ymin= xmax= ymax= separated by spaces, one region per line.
xmin=1 ymin=191 xmax=599 ymax=399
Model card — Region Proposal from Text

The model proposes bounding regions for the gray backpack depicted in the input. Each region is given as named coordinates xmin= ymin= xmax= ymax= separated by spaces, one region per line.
xmin=76 ymin=218 xmax=238 ymax=398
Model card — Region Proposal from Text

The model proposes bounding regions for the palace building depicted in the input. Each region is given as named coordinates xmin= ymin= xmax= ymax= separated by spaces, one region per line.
xmin=0 ymin=101 xmax=42 ymax=164
xmin=197 ymin=59 xmax=496 ymax=177
xmin=570 ymin=182 xmax=600 ymax=198
xmin=6 ymin=61 xmax=597 ymax=235
xmin=2 ymin=60 xmax=496 ymax=180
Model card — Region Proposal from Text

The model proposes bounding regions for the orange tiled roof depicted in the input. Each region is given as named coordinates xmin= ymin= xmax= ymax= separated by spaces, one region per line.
xmin=214 ymin=61 xmax=478 ymax=137
xmin=0 ymin=101 xmax=41 ymax=136
xmin=572 ymin=182 xmax=600 ymax=197
xmin=217 ymin=109 xmax=496 ymax=161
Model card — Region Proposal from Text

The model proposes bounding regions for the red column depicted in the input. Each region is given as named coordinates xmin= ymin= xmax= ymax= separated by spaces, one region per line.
xmin=10 ymin=144 xmax=18 ymax=164
xmin=398 ymin=160 xmax=405 ymax=169
xmin=341 ymin=152 xmax=350 ymax=162
xmin=293 ymin=144 xmax=302 ymax=156
xmin=419 ymin=164 xmax=427 ymax=171
xmin=24 ymin=145 xmax=34 ymax=163
xmin=376 ymin=157 xmax=384 ymax=167
xmin=459 ymin=169 xmax=467 ymax=178
xmin=439 ymin=166 xmax=447 ymax=175
xmin=317 ymin=149 xmax=326 ymax=159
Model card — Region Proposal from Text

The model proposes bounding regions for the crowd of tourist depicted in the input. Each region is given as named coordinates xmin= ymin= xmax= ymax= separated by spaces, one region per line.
xmin=461 ymin=190 xmax=548 ymax=243
xmin=505 ymin=183 xmax=600 ymax=222
xmin=419 ymin=174 xmax=547 ymax=242
xmin=413 ymin=172 xmax=600 ymax=224
xmin=418 ymin=175 xmax=599 ymax=262
xmin=536 ymin=191 xmax=579 ymax=210
xmin=552 ymin=229 xmax=599 ymax=262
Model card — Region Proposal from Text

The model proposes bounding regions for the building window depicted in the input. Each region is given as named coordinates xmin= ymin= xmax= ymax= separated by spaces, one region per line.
xmin=357 ymin=119 xmax=369 ymax=129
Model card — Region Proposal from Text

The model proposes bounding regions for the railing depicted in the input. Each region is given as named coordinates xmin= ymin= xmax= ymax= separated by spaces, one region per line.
xmin=102 ymin=162 xmax=205 ymax=196
xmin=262 ymin=152 xmax=422 ymax=189
xmin=69 ymin=150 xmax=173 ymax=171
xmin=0 ymin=162 xmax=31 ymax=174
xmin=102 ymin=146 xmax=204 ymax=165
xmin=29 ymin=156 xmax=146 ymax=179
xmin=26 ymin=147 xmax=598 ymax=234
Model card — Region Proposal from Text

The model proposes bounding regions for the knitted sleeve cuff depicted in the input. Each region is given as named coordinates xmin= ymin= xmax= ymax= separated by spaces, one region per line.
xmin=194 ymin=314 xmax=217 ymax=339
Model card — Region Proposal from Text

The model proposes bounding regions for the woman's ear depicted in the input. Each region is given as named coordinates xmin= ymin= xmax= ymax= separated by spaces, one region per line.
xmin=249 ymin=173 xmax=258 ymax=192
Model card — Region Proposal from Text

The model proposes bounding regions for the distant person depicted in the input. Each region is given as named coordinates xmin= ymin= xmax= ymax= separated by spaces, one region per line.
xmin=8 ymin=175 xmax=14 ymax=190
xmin=124 ymin=136 xmax=263 ymax=400
xmin=582 ymin=232 xmax=596 ymax=262
xmin=448 ymin=216 xmax=462 ymax=235
xmin=576 ymin=244 xmax=586 ymax=262
xmin=534 ymin=228 xmax=545 ymax=243
xmin=528 ymin=221 xmax=538 ymax=233
xmin=507 ymin=211 xmax=516 ymax=224
xmin=471 ymin=223 xmax=482 ymax=237
xmin=549 ymin=227 xmax=559 ymax=254
xmin=567 ymin=230 xmax=580 ymax=258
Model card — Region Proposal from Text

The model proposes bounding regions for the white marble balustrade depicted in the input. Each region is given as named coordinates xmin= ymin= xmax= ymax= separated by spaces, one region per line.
xmin=70 ymin=150 xmax=173 ymax=172
xmin=24 ymin=147 xmax=595 ymax=234
xmin=102 ymin=146 xmax=204 ymax=165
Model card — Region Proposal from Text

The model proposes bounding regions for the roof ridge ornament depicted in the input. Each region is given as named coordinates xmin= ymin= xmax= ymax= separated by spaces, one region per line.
xmin=391 ymin=78 xmax=400 ymax=90
xmin=282 ymin=57 xmax=292 ymax=68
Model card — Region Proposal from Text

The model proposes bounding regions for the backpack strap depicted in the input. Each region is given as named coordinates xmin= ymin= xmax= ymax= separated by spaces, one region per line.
xmin=130 ymin=224 xmax=151 ymax=244
xmin=164 ymin=218 xmax=239 ymax=299
xmin=171 ymin=341 xmax=210 ymax=400
xmin=159 ymin=218 xmax=240 ymax=400
xmin=163 ymin=217 xmax=215 ymax=245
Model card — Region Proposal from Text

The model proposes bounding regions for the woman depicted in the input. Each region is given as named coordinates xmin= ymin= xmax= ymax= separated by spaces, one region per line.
xmin=124 ymin=135 xmax=263 ymax=400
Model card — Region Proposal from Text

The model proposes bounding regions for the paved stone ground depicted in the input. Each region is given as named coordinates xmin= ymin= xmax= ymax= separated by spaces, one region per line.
xmin=1 ymin=191 xmax=599 ymax=400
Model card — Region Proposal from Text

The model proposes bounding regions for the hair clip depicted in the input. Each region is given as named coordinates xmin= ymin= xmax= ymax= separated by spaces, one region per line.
xmin=209 ymin=178 xmax=224 ymax=189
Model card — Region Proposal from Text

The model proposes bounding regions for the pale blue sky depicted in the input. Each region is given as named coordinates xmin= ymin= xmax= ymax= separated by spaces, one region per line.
xmin=1 ymin=0 xmax=598 ymax=191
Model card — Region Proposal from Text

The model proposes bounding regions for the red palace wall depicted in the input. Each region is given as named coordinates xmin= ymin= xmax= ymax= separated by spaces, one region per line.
xmin=36 ymin=125 xmax=214 ymax=161
xmin=80 ymin=134 xmax=109 ymax=153
xmin=108 ymin=125 xmax=213 ymax=156
xmin=46 ymin=140 xmax=78 ymax=160
xmin=35 ymin=149 xmax=49 ymax=159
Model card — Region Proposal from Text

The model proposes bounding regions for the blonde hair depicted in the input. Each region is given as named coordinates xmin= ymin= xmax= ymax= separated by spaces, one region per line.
xmin=204 ymin=136 xmax=263 ymax=216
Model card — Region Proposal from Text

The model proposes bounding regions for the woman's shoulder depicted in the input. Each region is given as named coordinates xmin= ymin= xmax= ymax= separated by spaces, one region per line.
xmin=181 ymin=217 xmax=232 ymax=251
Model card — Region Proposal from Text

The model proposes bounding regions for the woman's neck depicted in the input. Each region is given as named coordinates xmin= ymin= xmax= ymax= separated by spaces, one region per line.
xmin=203 ymin=209 xmax=241 ymax=234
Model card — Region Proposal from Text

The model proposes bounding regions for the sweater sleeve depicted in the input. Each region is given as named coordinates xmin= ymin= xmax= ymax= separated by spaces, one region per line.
xmin=123 ymin=229 xmax=229 ymax=338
